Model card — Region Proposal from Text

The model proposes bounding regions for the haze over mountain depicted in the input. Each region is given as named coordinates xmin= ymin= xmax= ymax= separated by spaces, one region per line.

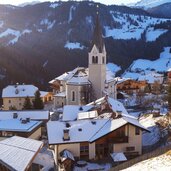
xmin=130 ymin=0 xmax=171 ymax=8
xmin=0 ymin=1 xmax=171 ymax=91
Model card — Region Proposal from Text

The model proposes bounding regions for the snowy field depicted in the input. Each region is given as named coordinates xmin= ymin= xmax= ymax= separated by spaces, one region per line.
xmin=74 ymin=162 xmax=111 ymax=171
xmin=123 ymin=47 xmax=171 ymax=79
xmin=122 ymin=151 xmax=171 ymax=171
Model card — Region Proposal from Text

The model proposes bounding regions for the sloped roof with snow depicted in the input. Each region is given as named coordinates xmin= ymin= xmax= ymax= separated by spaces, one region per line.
xmin=67 ymin=67 xmax=90 ymax=85
xmin=0 ymin=136 xmax=43 ymax=171
xmin=47 ymin=115 xmax=148 ymax=144
xmin=110 ymin=152 xmax=127 ymax=162
xmin=60 ymin=149 xmax=75 ymax=162
xmin=0 ymin=119 xmax=42 ymax=132
xmin=54 ymin=91 xmax=66 ymax=97
xmin=77 ymin=111 xmax=98 ymax=120
xmin=0 ymin=110 xmax=49 ymax=120
xmin=40 ymin=91 xmax=49 ymax=97
xmin=87 ymin=96 xmax=129 ymax=115
xmin=62 ymin=105 xmax=93 ymax=121
xmin=2 ymin=84 xmax=38 ymax=98
xmin=49 ymin=65 xmax=116 ymax=86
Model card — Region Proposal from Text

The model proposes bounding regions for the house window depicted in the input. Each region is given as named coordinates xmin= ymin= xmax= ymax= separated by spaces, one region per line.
xmin=126 ymin=146 xmax=135 ymax=151
xmin=9 ymin=100 xmax=11 ymax=104
xmin=135 ymin=127 xmax=140 ymax=135
xmin=71 ymin=91 xmax=75 ymax=102
xmin=80 ymin=143 xmax=89 ymax=159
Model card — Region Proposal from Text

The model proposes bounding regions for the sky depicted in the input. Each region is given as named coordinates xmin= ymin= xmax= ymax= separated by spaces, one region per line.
xmin=0 ymin=0 xmax=140 ymax=6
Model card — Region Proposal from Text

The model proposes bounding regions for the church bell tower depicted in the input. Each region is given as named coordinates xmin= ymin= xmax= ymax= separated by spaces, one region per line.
xmin=88 ymin=12 xmax=106 ymax=99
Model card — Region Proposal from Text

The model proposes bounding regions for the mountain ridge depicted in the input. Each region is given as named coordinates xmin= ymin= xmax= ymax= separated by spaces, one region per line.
xmin=0 ymin=1 xmax=171 ymax=91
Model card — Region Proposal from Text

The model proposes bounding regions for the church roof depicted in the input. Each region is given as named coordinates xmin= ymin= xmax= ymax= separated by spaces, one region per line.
xmin=92 ymin=14 xmax=104 ymax=53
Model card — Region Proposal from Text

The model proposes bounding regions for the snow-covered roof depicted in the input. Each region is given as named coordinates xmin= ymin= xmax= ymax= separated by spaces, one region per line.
xmin=62 ymin=105 xmax=93 ymax=121
xmin=49 ymin=65 xmax=116 ymax=86
xmin=60 ymin=150 xmax=75 ymax=162
xmin=67 ymin=67 xmax=90 ymax=85
xmin=0 ymin=110 xmax=49 ymax=120
xmin=115 ymin=77 xmax=131 ymax=85
xmin=0 ymin=119 xmax=42 ymax=132
xmin=87 ymin=96 xmax=129 ymax=116
xmin=77 ymin=111 xmax=98 ymax=120
xmin=54 ymin=91 xmax=66 ymax=97
xmin=47 ymin=115 xmax=148 ymax=144
xmin=0 ymin=136 xmax=43 ymax=171
xmin=2 ymin=84 xmax=38 ymax=98
xmin=56 ymin=72 xmax=69 ymax=81
xmin=168 ymin=68 xmax=171 ymax=72
xmin=67 ymin=75 xmax=90 ymax=85
xmin=40 ymin=91 xmax=49 ymax=97
xmin=110 ymin=152 xmax=127 ymax=162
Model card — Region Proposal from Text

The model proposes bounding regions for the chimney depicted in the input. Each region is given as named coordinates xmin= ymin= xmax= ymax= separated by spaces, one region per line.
xmin=63 ymin=129 xmax=70 ymax=141
xmin=26 ymin=118 xmax=30 ymax=122
xmin=21 ymin=119 xmax=27 ymax=124
xmin=116 ymin=110 xmax=122 ymax=118
xmin=13 ymin=113 xmax=18 ymax=119
xmin=79 ymin=106 xmax=83 ymax=111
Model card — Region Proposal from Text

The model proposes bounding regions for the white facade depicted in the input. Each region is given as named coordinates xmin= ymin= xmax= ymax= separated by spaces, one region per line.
xmin=88 ymin=45 xmax=107 ymax=99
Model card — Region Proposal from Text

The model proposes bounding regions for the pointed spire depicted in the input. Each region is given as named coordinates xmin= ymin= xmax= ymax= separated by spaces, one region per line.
xmin=92 ymin=5 xmax=104 ymax=53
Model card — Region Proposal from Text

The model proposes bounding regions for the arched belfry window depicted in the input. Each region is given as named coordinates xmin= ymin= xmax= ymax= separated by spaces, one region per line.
xmin=92 ymin=56 xmax=98 ymax=64
xmin=95 ymin=56 xmax=98 ymax=63
xmin=92 ymin=56 xmax=95 ymax=63
xmin=102 ymin=56 xmax=105 ymax=64
xmin=72 ymin=91 xmax=75 ymax=101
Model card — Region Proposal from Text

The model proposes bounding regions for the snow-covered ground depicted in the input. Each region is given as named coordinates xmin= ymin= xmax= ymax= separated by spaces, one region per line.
xmin=146 ymin=28 xmax=168 ymax=42
xmin=123 ymin=47 xmax=171 ymax=80
xmin=130 ymin=0 xmax=171 ymax=9
xmin=104 ymin=12 xmax=170 ymax=41
xmin=74 ymin=162 xmax=111 ymax=171
xmin=107 ymin=63 xmax=121 ymax=73
xmin=64 ymin=41 xmax=84 ymax=50
xmin=0 ymin=28 xmax=32 ymax=45
xmin=40 ymin=19 xmax=56 ymax=30
xmin=122 ymin=151 xmax=171 ymax=170
xmin=68 ymin=5 xmax=76 ymax=23
xmin=49 ymin=3 xmax=59 ymax=8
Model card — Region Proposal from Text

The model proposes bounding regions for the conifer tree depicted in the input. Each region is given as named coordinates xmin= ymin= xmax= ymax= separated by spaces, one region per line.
xmin=23 ymin=96 xmax=32 ymax=110
xmin=33 ymin=90 xmax=44 ymax=109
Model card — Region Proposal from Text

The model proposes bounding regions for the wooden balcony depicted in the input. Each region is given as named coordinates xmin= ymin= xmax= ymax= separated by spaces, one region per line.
xmin=107 ymin=136 xmax=128 ymax=144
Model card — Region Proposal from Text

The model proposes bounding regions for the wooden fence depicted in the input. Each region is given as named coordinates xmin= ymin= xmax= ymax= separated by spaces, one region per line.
xmin=110 ymin=144 xmax=171 ymax=171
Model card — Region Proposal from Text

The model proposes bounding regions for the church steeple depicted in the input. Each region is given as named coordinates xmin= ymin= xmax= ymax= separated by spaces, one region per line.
xmin=88 ymin=7 xmax=106 ymax=100
xmin=92 ymin=12 xmax=104 ymax=53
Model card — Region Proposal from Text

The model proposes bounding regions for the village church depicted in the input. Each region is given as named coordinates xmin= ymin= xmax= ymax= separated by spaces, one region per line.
xmin=50 ymin=15 xmax=117 ymax=107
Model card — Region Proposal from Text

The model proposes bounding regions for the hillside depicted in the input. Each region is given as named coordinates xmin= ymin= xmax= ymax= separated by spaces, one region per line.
xmin=131 ymin=0 xmax=171 ymax=8
xmin=147 ymin=3 xmax=171 ymax=18
xmin=0 ymin=1 xmax=171 ymax=91
xmin=123 ymin=150 xmax=171 ymax=170
xmin=123 ymin=47 xmax=171 ymax=79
